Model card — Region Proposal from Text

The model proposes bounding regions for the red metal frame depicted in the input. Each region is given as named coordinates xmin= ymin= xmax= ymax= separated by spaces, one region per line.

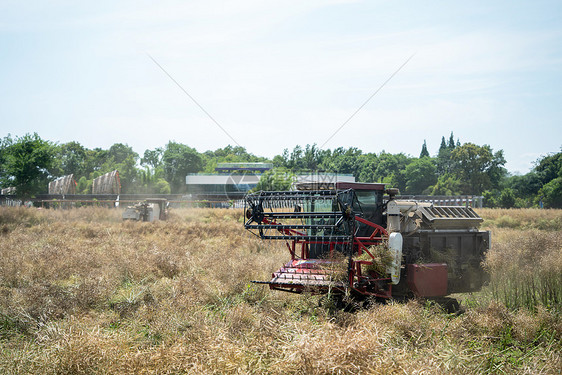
xmin=261 ymin=215 xmax=392 ymax=297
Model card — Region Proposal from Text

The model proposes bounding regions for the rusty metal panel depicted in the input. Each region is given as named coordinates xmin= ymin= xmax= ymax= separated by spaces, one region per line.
xmin=407 ymin=263 xmax=448 ymax=297
xmin=92 ymin=170 xmax=120 ymax=194
xmin=48 ymin=174 xmax=76 ymax=195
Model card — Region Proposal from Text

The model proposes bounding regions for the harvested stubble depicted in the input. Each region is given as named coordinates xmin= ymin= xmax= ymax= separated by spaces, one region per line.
xmin=0 ymin=206 xmax=560 ymax=374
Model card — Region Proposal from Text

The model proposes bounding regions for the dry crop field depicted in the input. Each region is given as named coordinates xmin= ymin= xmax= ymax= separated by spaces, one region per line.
xmin=0 ymin=206 xmax=560 ymax=374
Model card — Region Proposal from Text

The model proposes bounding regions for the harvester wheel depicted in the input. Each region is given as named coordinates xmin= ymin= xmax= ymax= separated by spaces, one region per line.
xmin=430 ymin=297 xmax=461 ymax=314
xmin=320 ymin=294 xmax=359 ymax=312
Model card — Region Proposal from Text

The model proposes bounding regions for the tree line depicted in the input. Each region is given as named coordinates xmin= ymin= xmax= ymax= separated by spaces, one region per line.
xmin=0 ymin=133 xmax=560 ymax=208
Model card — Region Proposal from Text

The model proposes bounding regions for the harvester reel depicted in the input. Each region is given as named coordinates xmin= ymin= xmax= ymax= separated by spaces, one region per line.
xmin=245 ymin=202 xmax=264 ymax=224
xmin=243 ymin=189 xmax=393 ymax=298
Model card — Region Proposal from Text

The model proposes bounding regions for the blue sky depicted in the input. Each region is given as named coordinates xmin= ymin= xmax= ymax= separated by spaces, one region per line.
xmin=1 ymin=0 xmax=561 ymax=173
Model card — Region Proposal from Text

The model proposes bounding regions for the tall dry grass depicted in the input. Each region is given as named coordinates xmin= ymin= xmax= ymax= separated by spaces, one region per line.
xmin=476 ymin=208 xmax=562 ymax=231
xmin=0 ymin=206 xmax=560 ymax=374
xmin=484 ymin=229 xmax=561 ymax=311
xmin=477 ymin=208 xmax=562 ymax=312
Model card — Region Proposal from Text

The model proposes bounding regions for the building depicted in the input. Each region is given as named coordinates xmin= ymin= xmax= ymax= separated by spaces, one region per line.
xmin=185 ymin=162 xmax=270 ymax=197
xmin=214 ymin=162 xmax=273 ymax=173
xmin=185 ymin=162 xmax=355 ymax=198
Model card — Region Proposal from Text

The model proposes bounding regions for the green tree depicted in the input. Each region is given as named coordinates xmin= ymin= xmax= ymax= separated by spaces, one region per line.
xmin=83 ymin=148 xmax=110 ymax=178
xmin=88 ymin=143 xmax=140 ymax=194
xmin=358 ymin=153 xmax=378 ymax=183
xmin=451 ymin=143 xmax=506 ymax=194
xmin=272 ymin=154 xmax=286 ymax=169
xmin=419 ymin=140 xmax=429 ymax=158
xmin=254 ymin=168 xmax=294 ymax=191
xmin=301 ymin=144 xmax=324 ymax=171
xmin=539 ymin=177 xmax=562 ymax=208
xmin=136 ymin=165 xmax=170 ymax=194
xmin=482 ymin=190 xmax=499 ymax=208
xmin=108 ymin=143 xmax=138 ymax=165
xmin=404 ymin=157 xmax=437 ymax=194
xmin=373 ymin=152 xmax=411 ymax=192
xmin=534 ymin=151 xmax=562 ymax=185
xmin=498 ymin=188 xmax=516 ymax=208
xmin=448 ymin=132 xmax=456 ymax=149
xmin=436 ymin=132 xmax=457 ymax=176
xmin=285 ymin=145 xmax=304 ymax=171
xmin=208 ymin=145 xmax=261 ymax=162
xmin=115 ymin=154 xmax=138 ymax=193
xmin=439 ymin=136 xmax=447 ymax=152
xmin=141 ymin=148 xmax=163 ymax=169
xmin=322 ymin=147 xmax=363 ymax=177
xmin=0 ymin=135 xmax=10 ymax=183
xmin=505 ymin=172 xmax=543 ymax=199
xmin=56 ymin=141 xmax=88 ymax=177
xmin=162 ymin=142 xmax=203 ymax=193
xmin=429 ymin=175 xmax=462 ymax=195
xmin=436 ymin=146 xmax=452 ymax=176
xmin=0 ymin=133 xmax=58 ymax=198
xmin=77 ymin=176 xmax=91 ymax=194
xmin=155 ymin=178 xmax=171 ymax=194
xmin=201 ymin=145 xmax=268 ymax=173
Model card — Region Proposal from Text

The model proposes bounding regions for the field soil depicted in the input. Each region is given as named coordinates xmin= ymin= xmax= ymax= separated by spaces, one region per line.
xmin=0 ymin=207 xmax=560 ymax=374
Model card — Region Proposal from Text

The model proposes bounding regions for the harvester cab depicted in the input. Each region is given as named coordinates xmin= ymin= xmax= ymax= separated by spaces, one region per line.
xmin=122 ymin=198 xmax=168 ymax=222
xmin=244 ymin=182 xmax=490 ymax=302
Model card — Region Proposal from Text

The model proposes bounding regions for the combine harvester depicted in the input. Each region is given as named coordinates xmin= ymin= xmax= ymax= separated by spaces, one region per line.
xmin=244 ymin=182 xmax=490 ymax=310
xmin=122 ymin=198 xmax=168 ymax=222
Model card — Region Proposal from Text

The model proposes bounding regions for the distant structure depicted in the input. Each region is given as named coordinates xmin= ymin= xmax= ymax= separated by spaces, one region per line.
xmin=48 ymin=175 xmax=76 ymax=195
xmin=214 ymin=162 xmax=273 ymax=173
xmin=186 ymin=162 xmax=355 ymax=197
xmin=293 ymin=172 xmax=354 ymax=189
xmin=185 ymin=162 xmax=271 ymax=195
xmin=92 ymin=170 xmax=120 ymax=194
